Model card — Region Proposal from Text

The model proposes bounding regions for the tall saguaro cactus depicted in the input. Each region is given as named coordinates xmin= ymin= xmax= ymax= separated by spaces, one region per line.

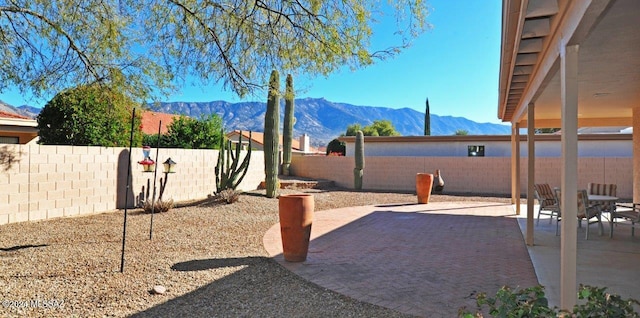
xmin=264 ymin=70 xmax=280 ymax=198
xmin=424 ymin=97 xmax=431 ymax=136
xmin=282 ymin=74 xmax=295 ymax=176
xmin=354 ymin=130 xmax=365 ymax=190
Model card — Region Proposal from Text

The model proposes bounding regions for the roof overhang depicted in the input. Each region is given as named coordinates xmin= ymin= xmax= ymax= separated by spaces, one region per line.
xmin=498 ymin=0 xmax=640 ymax=128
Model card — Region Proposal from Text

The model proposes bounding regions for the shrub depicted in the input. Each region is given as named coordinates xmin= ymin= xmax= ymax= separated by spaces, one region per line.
xmin=142 ymin=199 xmax=174 ymax=213
xmin=326 ymin=138 xmax=345 ymax=156
xmin=458 ymin=285 xmax=640 ymax=318
xmin=214 ymin=189 xmax=240 ymax=204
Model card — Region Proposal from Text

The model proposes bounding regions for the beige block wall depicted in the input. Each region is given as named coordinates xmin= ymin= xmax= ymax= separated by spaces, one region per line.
xmin=0 ymin=145 xmax=265 ymax=225
xmin=1 ymin=143 xmax=632 ymax=226
xmin=291 ymin=155 xmax=633 ymax=198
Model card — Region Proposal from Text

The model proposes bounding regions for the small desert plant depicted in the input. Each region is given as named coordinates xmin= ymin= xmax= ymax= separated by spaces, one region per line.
xmin=458 ymin=284 xmax=640 ymax=318
xmin=143 ymin=199 xmax=174 ymax=213
xmin=214 ymin=189 xmax=240 ymax=204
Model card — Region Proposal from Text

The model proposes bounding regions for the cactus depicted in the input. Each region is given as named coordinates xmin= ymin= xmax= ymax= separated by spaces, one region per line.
xmin=282 ymin=74 xmax=295 ymax=176
xmin=264 ymin=70 xmax=280 ymax=198
xmin=424 ymin=97 xmax=431 ymax=136
xmin=215 ymin=129 xmax=252 ymax=192
xmin=354 ymin=130 xmax=364 ymax=189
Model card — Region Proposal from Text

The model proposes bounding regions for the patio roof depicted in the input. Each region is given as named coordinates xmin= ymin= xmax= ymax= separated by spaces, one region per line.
xmin=499 ymin=0 xmax=640 ymax=128
xmin=498 ymin=0 xmax=640 ymax=310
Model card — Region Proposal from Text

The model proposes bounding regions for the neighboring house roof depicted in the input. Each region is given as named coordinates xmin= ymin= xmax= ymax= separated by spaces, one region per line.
xmin=0 ymin=111 xmax=30 ymax=120
xmin=226 ymin=130 xmax=302 ymax=151
xmin=140 ymin=111 xmax=181 ymax=135
xmin=0 ymin=111 xmax=38 ymax=144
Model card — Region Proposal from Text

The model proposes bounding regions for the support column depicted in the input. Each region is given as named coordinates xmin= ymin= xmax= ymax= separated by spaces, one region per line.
xmin=633 ymin=108 xmax=640 ymax=203
xmin=560 ymin=44 xmax=579 ymax=311
xmin=512 ymin=123 xmax=521 ymax=214
xmin=526 ymin=105 xmax=535 ymax=246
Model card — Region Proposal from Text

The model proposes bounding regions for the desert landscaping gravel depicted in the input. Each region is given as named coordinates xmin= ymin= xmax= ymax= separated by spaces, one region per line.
xmin=0 ymin=187 xmax=512 ymax=317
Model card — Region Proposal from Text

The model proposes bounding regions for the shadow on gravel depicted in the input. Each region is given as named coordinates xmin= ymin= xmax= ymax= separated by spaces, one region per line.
xmin=0 ymin=244 xmax=49 ymax=251
xmin=130 ymin=257 xmax=409 ymax=318
xmin=171 ymin=256 xmax=268 ymax=272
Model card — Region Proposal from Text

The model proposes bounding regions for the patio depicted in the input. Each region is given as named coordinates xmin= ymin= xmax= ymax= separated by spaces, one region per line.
xmin=516 ymin=205 xmax=640 ymax=308
xmin=264 ymin=201 xmax=640 ymax=316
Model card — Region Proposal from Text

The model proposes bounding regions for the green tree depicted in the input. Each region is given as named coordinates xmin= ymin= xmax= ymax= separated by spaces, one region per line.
xmin=37 ymin=84 xmax=141 ymax=146
xmin=367 ymin=120 xmax=401 ymax=136
xmin=345 ymin=124 xmax=363 ymax=136
xmin=454 ymin=129 xmax=469 ymax=136
xmin=162 ymin=114 xmax=223 ymax=149
xmin=2 ymin=1 xmax=430 ymax=100
xmin=345 ymin=120 xmax=400 ymax=137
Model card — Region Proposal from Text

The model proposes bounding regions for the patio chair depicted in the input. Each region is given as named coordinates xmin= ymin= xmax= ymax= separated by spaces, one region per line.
xmin=610 ymin=203 xmax=640 ymax=238
xmin=534 ymin=183 xmax=560 ymax=225
xmin=587 ymin=183 xmax=617 ymax=214
xmin=554 ymin=188 xmax=604 ymax=239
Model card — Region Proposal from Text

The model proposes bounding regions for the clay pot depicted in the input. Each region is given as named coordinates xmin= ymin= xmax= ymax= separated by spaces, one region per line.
xmin=416 ymin=173 xmax=434 ymax=204
xmin=433 ymin=169 xmax=445 ymax=193
xmin=278 ymin=194 xmax=314 ymax=262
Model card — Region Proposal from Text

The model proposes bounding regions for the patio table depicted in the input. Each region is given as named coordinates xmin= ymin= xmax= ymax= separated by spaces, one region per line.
xmin=588 ymin=194 xmax=618 ymax=236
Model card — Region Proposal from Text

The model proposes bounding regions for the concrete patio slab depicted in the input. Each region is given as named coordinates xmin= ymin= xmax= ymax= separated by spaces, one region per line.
xmin=515 ymin=205 xmax=640 ymax=308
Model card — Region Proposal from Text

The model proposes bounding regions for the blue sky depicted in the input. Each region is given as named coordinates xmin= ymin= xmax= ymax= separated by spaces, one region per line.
xmin=0 ymin=1 xmax=504 ymax=125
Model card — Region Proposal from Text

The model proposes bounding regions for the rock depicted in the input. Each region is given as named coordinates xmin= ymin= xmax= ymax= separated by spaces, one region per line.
xmin=152 ymin=285 xmax=166 ymax=295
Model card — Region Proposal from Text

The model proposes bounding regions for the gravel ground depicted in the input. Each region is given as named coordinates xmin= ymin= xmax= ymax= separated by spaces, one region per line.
xmin=0 ymin=186 xmax=513 ymax=317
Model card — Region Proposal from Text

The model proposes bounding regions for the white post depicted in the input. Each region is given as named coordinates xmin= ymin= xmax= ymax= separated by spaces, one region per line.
xmin=560 ymin=44 xmax=579 ymax=310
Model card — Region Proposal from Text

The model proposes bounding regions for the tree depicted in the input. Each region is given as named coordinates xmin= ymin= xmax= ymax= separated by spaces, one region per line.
xmin=454 ymin=129 xmax=469 ymax=136
xmin=2 ymin=1 xmax=430 ymax=101
xmin=345 ymin=124 xmax=363 ymax=136
xmin=424 ymin=98 xmax=431 ymax=135
xmin=345 ymin=120 xmax=400 ymax=136
xmin=161 ymin=114 xmax=223 ymax=149
xmin=37 ymin=84 xmax=141 ymax=146
xmin=0 ymin=1 xmax=170 ymax=101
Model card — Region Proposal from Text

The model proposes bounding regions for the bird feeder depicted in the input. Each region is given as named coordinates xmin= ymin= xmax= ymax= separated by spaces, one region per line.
xmin=163 ymin=158 xmax=177 ymax=173
xmin=138 ymin=158 xmax=155 ymax=172
xmin=142 ymin=146 xmax=151 ymax=160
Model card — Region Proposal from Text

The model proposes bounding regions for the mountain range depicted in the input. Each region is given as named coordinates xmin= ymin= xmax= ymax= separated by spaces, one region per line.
xmin=1 ymin=98 xmax=510 ymax=146
xmin=148 ymin=98 xmax=511 ymax=146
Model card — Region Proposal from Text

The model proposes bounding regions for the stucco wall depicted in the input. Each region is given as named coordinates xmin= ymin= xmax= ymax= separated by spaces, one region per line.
xmin=0 ymin=144 xmax=264 ymax=225
xmin=290 ymin=155 xmax=633 ymax=199
xmin=341 ymin=134 xmax=633 ymax=158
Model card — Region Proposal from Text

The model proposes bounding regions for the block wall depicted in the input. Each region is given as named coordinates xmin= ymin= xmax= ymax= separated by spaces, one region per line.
xmin=0 ymin=144 xmax=265 ymax=225
xmin=291 ymin=155 xmax=633 ymax=198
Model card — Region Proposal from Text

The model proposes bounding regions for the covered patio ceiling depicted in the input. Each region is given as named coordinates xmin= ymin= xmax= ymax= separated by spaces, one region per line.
xmin=499 ymin=0 xmax=640 ymax=128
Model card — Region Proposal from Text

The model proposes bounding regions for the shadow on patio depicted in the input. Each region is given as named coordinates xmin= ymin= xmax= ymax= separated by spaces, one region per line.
xmin=264 ymin=202 xmax=538 ymax=317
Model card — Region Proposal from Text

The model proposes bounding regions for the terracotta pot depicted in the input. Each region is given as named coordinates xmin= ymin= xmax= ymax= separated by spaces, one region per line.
xmin=278 ymin=194 xmax=314 ymax=262
xmin=416 ymin=173 xmax=434 ymax=204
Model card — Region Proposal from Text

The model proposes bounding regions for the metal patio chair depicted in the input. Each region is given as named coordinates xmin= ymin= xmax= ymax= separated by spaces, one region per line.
xmin=554 ymin=188 xmax=604 ymax=240
xmin=534 ymin=183 xmax=560 ymax=225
